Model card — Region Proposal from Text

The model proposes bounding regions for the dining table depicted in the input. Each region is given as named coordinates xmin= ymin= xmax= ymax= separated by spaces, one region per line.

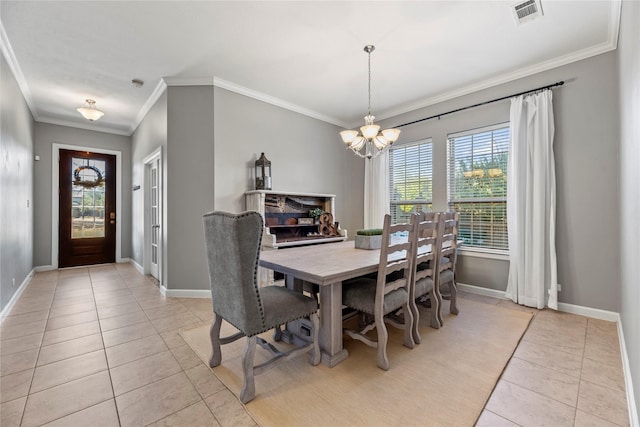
xmin=258 ymin=240 xmax=383 ymax=367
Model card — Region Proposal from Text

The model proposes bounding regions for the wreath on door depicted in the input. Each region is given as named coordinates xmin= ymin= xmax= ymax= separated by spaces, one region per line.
xmin=73 ymin=165 xmax=104 ymax=188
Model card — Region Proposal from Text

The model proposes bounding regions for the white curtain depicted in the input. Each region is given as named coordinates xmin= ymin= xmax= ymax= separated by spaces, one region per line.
xmin=364 ymin=151 xmax=389 ymax=229
xmin=506 ymin=90 xmax=558 ymax=309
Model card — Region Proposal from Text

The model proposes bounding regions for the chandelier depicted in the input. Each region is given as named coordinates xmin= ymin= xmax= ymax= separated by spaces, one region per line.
xmin=77 ymin=99 xmax=105 ymax=121
xmin=340 ymin=45 xmax=400 ymax=159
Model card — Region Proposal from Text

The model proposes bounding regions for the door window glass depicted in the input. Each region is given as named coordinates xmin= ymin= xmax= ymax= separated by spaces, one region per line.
xmin=71 ymin=158 xmax=106 ymax=238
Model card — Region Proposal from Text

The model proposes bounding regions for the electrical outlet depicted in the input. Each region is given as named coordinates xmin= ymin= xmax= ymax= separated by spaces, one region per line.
xmin=557 ymin=284 xmax=562 ymax=292
xmin=12 ymin=278 xmax=16 ymax=288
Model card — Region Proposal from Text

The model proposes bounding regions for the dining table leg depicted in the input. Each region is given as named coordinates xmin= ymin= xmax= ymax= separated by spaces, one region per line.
xmin=318 ymin=281 xmax=349 ymax=367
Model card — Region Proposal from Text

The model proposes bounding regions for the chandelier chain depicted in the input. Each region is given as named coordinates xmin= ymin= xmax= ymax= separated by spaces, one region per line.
xmin=368 ymin=48 xmax=372 ymax=117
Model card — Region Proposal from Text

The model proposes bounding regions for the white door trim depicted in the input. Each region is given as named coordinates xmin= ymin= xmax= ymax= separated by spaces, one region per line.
xmin=143 ymin=147 xmax=162 ymax=283
xmin=52 ymin=143 xmax=123 ymax=269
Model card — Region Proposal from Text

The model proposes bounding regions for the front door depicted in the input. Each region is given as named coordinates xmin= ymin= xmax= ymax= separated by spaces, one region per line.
xmin=59 ymin=149 xmax=116 ymax=267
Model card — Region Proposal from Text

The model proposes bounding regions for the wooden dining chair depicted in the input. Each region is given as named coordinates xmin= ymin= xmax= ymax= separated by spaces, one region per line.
xmin=341 ymin=214 xmax=416 ymax=370
xmin=409 ymin=212 xmax=443 ymax=344
xmin=203 ymin=211 xmax=320 ymax=403
xmin=439 ymin=211 xmax=460 ymax=317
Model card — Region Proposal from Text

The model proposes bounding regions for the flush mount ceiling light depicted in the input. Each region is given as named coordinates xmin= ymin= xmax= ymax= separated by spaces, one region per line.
xmin=340 ymin=45 xmax=401 ymax=159
xmin=77 ymin=99 xmax=104 ymax=121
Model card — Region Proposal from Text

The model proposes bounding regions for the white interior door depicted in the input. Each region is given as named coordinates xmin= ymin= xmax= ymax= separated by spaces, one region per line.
xmin=149 ymin=157 xmax=161 ymax=280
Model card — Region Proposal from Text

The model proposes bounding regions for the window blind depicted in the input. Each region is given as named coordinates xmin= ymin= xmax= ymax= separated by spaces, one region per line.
xmin=389 ymin=139 xmax=433 ymax=224
xmin=447 ymin=124 xmax=509 ymax=250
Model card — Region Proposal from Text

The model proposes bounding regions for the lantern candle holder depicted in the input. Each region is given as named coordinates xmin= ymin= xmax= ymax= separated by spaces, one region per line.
xmin=255 ymin=152 xmax=272 ymax=190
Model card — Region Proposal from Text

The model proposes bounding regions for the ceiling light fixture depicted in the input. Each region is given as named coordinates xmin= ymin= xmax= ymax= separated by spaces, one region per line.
xmin=340 ymin=45 xmax=400 ymax=159
xmin=77 ymin=99 xmax=104 ymax=121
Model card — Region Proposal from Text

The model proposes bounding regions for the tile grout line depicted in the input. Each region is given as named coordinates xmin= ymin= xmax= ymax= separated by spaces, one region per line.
xmin=93 ymin=266 xmax=128 ymax=427
xmin=18 ymin=271 xmax=61 ymax=427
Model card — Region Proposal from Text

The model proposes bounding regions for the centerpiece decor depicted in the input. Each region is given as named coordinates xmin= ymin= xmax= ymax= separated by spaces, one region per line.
xmin=355 ymin=228 xmax=383 ymax=250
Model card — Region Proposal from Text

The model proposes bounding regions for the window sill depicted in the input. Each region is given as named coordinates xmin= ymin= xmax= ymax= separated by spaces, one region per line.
xmin=458 ymin=247 xmax=509 ymax=261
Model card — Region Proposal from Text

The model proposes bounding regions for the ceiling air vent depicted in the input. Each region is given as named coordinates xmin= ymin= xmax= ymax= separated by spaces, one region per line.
xmin=512 ymin=0 xmax=543 ymax=24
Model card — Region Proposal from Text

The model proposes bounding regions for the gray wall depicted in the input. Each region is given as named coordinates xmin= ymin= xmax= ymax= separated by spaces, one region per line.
xmin=33 ymin=123 xmax=132 ymax=267
xmin=381 ymin=51 xmax=620 ymax=311
xmin=214 ymin=87 xmax=365 ymax=239
xmin=0 ymin=53 xmax=34 ymax=311
xmin=131 ymin=91 xmax=167 ymax=280
xmin=617 ymin=0 xmax=640 ymax=416
xmin=129 ymin=85 xmax=365 ymax=293
xmin=165 ymin=86 xmax=215 ymax=291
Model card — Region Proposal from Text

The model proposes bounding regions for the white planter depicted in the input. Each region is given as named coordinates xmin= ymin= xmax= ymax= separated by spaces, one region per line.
xmin=355 ymin=234 xmax=382 ymax=250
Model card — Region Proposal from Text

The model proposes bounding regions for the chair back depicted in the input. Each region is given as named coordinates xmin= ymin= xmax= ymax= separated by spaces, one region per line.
xmin=440 ymin=211 xmax=460 ymax=273
xmin=375 ymin=214 xmax=415 ymax=313
xmin=203 ymin=211 xmax=265 ymax=334
xmin=411 ymin=212 xmax=442 ymax=294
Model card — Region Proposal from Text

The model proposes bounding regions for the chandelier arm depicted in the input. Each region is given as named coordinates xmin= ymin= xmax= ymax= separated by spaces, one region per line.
xmin=347 ymin=140 xmax=384 ymax=159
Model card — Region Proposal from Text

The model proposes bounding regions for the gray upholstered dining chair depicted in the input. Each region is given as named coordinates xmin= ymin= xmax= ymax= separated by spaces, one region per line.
xmin=409 ymin=212 xmax=443 ymax=344
xmin=439 ymin=211 xmax=460 ymax=317
xmin=341 ymin=214 xmax=416 ymax=370
xmin=203 ymin=211 xmax=320 ymax=404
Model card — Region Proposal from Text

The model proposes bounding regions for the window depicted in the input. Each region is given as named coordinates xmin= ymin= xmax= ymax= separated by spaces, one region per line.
xmin=389 ymin=139 xmax=433 ymax=224
xmin=447 ymin=124 xmax=509 ymax=250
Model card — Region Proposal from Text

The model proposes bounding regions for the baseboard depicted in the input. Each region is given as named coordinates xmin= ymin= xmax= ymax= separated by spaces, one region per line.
xmin=617 ymin=321 xmax=639 ymax=427
xmin=161 ymin=287 xmax=210 ymax=298
xmin=130 ymin=259 xmax=144 ymax=275
xmin=0 ymin=268 xmax=35 ymax=324
xmin=116 ymin=257 xmax=130 ymax=263
xmin=34 ymin=265 xmax=56 ymax=272
xmin=457 ymin=282 xmax=621 ymax=322
xmin=556 ymin=302 xmax=620 ymax=322
xmin=456 ymin=282 xmax=508 ymax=300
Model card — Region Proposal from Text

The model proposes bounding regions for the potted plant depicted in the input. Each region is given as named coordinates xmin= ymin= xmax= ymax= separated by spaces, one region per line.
xmin=355 ymin=228 xmax=383 ymax=250
xmin=309 ymin=208 xmax=324 ymax=224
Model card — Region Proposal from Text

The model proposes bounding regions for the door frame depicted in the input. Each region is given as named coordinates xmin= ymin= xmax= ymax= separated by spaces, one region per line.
xmin=52 ymin=143 xmax=123 ymax=269
xmin=143 ymin=147 xmax=162 ymax=283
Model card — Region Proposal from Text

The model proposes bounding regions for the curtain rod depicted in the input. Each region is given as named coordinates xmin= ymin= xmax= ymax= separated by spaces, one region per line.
xmin=395 ymin=81 xmax=564 ymax=128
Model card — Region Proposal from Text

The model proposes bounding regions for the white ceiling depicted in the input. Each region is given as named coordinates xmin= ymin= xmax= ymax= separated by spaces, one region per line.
xmin=0 ymin=1 xmax=620 ymax=136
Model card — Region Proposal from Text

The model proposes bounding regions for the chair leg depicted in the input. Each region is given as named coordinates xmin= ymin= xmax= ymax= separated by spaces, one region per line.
xmin=410 ymin=297 xmax=421 ymax=344
xmin=429 ymin=289 xmax=441 ymax=329
xmin=375 ymin=316 xmax=390 ymax=371
xmin=403 ymin=302 xmax=415 ymax=349
xmin=273 ymin=324 xmax=283 ymax=342
xmin=434 ymin=285 xmax=444 ymax=327
xmin=209 ymin=314 xmax=223 ymax=368
xmin=240 ymin=336 xmax=257 ymax=404
xmin=309 ymin=313 xmax=321 ymax=365
xmin=449 ymin=280 xmax=459 ymax=315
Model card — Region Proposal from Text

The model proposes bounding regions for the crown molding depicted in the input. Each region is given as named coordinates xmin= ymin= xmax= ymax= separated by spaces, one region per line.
xmin=37 ymin=117 xmax=131 ymax=136
xmin=380 ymin=43 xmax=619 ymax=128
xmin=379 ymin=1 xmax=621 ymax=127
xmin=162 ymin=77 xmax=212 ymax=86
xmin=608 ymin=0 xmax=622 ymax=50
xmin=0 ymin=20 xmax=38 ymax=120
xmin=213 ymin=77 xmax=348 ymax=128
xmin=129 ymin=78 xmax=168 ymax=135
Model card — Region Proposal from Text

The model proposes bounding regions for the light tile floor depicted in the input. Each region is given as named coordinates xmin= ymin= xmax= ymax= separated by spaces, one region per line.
xmin=0 ymin=264 xmax=630 ymax=426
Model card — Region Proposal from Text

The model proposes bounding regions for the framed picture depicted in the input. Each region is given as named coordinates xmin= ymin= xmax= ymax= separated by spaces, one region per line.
xmin=298 ymin=217 xmax=314 ymax=225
